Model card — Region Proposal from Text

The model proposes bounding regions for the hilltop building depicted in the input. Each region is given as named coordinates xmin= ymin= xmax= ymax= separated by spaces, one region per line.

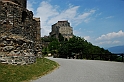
xmin=50 ymin=21 xmax=73 ymax=40
xmin=0 ymin=0 xmax=42 ymax=65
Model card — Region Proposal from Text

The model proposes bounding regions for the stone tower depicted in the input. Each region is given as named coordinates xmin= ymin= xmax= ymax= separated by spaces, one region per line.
xmin=50 ymin=21 xmax=73 ymax=40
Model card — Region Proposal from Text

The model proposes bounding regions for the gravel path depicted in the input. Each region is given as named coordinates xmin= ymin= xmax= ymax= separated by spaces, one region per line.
xmin=32 ymin=57 xmax=124 ymax=82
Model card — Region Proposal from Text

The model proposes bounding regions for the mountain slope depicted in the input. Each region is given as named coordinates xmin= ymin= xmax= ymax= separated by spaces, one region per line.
xmin=108 ymin=45 xmax=124 ymax=53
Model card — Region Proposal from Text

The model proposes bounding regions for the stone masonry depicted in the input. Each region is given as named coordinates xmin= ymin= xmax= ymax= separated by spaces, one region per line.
xmin=50 ymin=21 xmax=73 ymax=40
xmin=0 ymin=0 xmax=42 ymax=65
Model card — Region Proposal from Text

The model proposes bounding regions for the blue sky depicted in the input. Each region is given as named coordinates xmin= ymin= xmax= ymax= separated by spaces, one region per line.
xmin=27 ymin=0 xmax=124 ymax=48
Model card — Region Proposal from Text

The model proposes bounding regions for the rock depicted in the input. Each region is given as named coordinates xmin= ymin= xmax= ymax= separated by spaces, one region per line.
xmin=15 ymin=51 xmax=21 ymax=55
xmin=9 ymin=51 xmax=16 ymax=55
xmin=1 ymin=36 xmax=7 ymax=40
xmin=0 ymin=58 xmax=6 ymax=62
xmin=3 ymin=46 xmax=14 ymax=51
xmin=3 ymin=41 xmax=8 ymax=45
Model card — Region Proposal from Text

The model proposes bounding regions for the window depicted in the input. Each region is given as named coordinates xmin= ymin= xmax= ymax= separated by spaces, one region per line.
xmin=22 ymin=11 xmax=27 ymax=22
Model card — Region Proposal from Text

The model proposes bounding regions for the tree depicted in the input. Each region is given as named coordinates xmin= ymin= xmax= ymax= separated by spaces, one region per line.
xmin=58 ymin=42 xmax=69 ymax=58
xmin=42 ymin=35 xmax=112 ymax=60
xmin=48 ymin=40 xmax=59 ymax=55
xmin=58 ymin=33 xmax=64 ymax=42
xmin=42 ymin=47 xmax=49 ymax=56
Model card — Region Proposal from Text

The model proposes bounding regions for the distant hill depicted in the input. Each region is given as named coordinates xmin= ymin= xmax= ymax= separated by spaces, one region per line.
xmin=108 ymin=45 xmax=124 ymax=53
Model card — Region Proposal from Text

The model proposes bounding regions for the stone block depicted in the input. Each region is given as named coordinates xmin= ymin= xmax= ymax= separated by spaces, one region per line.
xmin=3 ymin=46 xmax=14 ymax=51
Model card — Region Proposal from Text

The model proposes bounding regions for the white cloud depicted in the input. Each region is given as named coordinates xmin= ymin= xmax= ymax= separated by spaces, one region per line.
xmin=84 ymin=36 xmax=91 ymax=41
xmin=94 ymin=30 xmax=124 ymax=48
xmin=97 ymin=40 xmax=121 ymax=45
xmin=36 ymin=1 xmax=59 ymax=22
xmin=96 ymin=30 xmax=124 ymax=41
xmin=98 ymin=41 xmax=111 ymax=45
xmin=95 ymin=12 xmax=102 ymax=17
xmin=34 ymin=1 xmax=60 ymax=36
xmin=27 ymin=1 xmax=34 ymax=12
xmin=32 ymin=1 xmax=96 ymax=36
xmin=105 ymin=16 xmax=114 ymax=19
xmin=113 ymin=41 xmax=121 ymax=44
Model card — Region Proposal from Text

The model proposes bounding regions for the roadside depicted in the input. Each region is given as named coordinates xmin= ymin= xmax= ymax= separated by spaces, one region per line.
xmin=33 ymin=57 xmax=124 ymax=82
xmin=0 ymin=58 xmax=59 ymax=82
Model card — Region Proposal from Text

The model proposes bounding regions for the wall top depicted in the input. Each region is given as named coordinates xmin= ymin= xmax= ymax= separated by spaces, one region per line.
xmin=0 ymin=0 xmax=27 ymax=8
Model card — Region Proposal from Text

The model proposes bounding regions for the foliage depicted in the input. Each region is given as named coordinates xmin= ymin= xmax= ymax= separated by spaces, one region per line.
xmin=45 ymin=35 xmax=113 ymax=59
xmin=42 ymin=47 xmax=49 ymax=56
xmin=41 ymin=35 xmax=124 ymax=61
xmin=0 ymin=58 xmax=59 ymax=82
xmin=41 ymin=36 xmax=57 ymax=42
xmin=58 ymin=33 xmax=64 ymax=42
xmin=58 ymin=41 xmax=69 ymax=58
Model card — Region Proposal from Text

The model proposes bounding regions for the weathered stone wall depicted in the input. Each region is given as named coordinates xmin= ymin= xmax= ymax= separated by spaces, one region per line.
xmin=0 ymin=1 xmax=41 ymax=44
xmin=0 ymin=33 xmax=38 ymax=65
xmin=0 ymin=0 xmax=42 ymax=65
xmin=50 ymin=24 xmax=60 ymax=39
xmin=0 ymin=0 xmax=27 ymax=8
xmin=50 ymin=21 xmax=73 ymax=40
xmin=1 ymin=1 xmax=36 ymax=40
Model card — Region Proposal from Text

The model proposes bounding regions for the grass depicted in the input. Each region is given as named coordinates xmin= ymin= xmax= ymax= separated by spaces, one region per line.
xmin=0 ymin=58 xmax=59 ymax=82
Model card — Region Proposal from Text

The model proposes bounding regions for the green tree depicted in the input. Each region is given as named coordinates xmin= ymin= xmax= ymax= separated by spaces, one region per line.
xmin=58 ymin=42 xmax=69 ymax=58
xmin=42 ymin=47 xmax=49 ymax=56
xmin=42 ymin=35 xmax=112 ymax=60
xmin=48 ymin=40 xmax=59 ymax=54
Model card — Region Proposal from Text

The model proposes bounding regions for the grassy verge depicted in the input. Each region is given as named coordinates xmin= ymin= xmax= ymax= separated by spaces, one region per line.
xmin=0 ymin=58 xmax=59 ymax=82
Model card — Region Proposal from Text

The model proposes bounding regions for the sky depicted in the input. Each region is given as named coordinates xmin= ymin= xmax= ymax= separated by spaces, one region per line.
xmin=27 ymin=0 xmax=124 ymax=48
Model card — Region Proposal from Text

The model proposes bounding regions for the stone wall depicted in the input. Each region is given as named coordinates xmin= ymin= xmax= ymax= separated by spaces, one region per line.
xmin=0 ymin=1 xmax=39 ymax=41
xmin=0 ymin=0 xmax=42 ymax=65
xmin=0 ymin=0 xmax=27 ymax=8
xmin=0 ymin=33 xmax=38 ymax=65
xmin=0 ymin=54 xmax=36 ymax=65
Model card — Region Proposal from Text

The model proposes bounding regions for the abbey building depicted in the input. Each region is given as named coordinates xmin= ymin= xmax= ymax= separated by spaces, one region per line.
xmin=50 ymin=21 xmax=73 ymax=40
